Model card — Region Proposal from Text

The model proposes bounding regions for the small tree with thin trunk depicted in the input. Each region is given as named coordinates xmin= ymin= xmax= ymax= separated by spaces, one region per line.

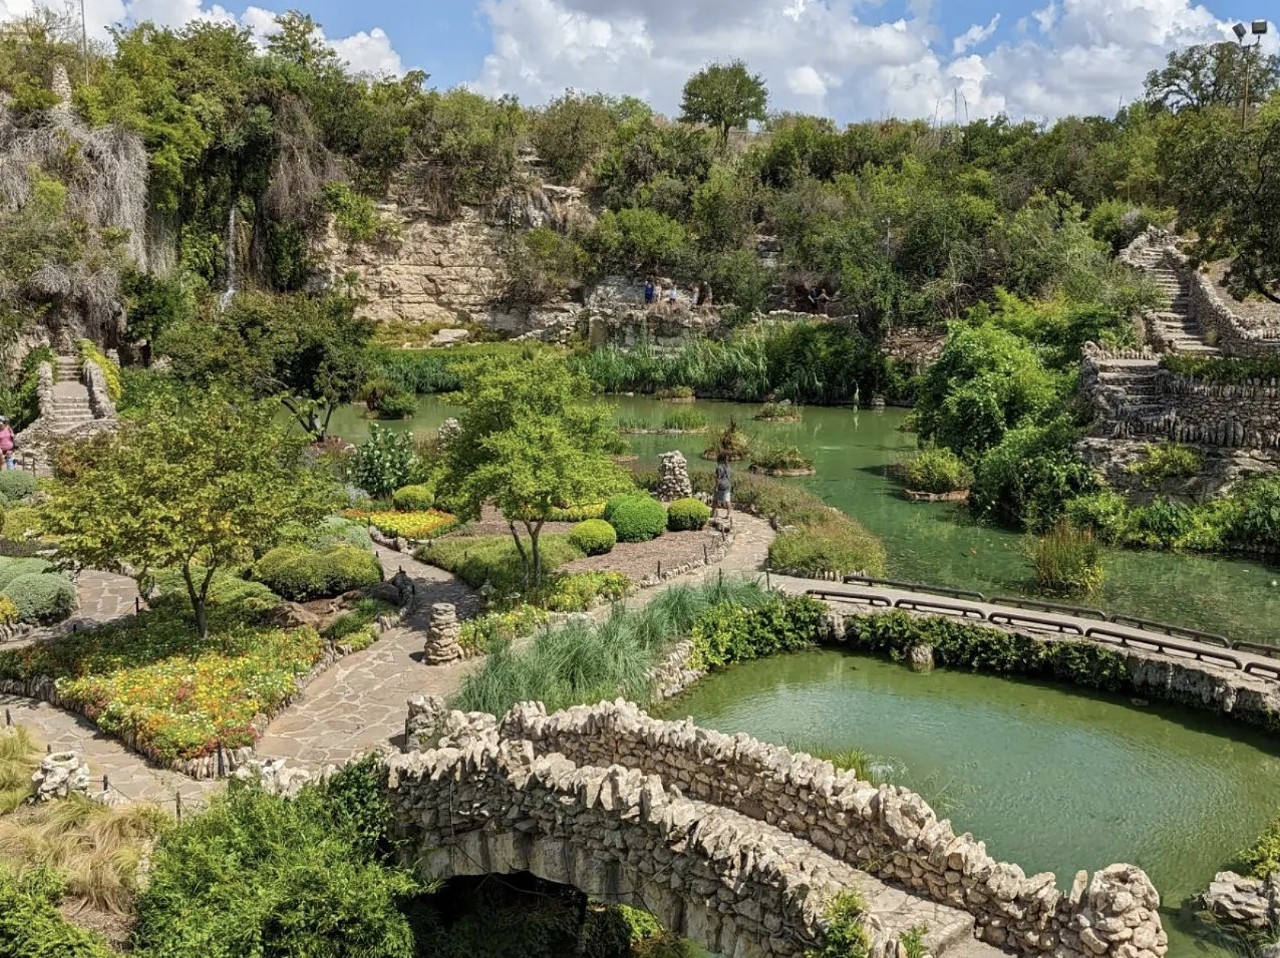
xmin=679 ymin=60 xmax=769 ymax=144
xmin=42 ymin=389 xmax=334 ymax=639
xmin=441 ymin=353 xmax=628 ymax=586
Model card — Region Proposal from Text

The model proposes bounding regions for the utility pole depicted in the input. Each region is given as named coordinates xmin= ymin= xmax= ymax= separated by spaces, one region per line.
xmin=1234 ymin=20 xmax=1271 ymax=130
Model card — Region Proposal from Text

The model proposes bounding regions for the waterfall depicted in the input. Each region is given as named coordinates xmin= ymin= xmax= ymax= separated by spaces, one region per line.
xmin=219 ymin=205 xmax=238 ymax=311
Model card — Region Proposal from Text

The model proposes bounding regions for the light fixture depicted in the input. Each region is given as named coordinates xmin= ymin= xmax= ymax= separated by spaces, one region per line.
xmin=1234 ymin=21 xmax=1248 ymax=39
xmin=1252 ymin=20 xmax=1269 ymax=36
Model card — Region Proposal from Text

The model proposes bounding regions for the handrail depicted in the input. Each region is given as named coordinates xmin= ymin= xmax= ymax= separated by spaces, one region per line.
xmin=1245 ymin=661 xmax=1280 ymax=680
xmin=987 ymin=611 xmax=1084 ymax=635
xmin=805 ymin=588 xmax=893 ymax=609
xmin=892 ymin=598 xmax=986 ymax=620
xmin=1105 ymin=614 xmax=1231 ymax=648
xmin=1234 ymin=642 xmax=1280 ymax=661
xmin=1084 ymin=626 xmax=1244 ymax=670
xmin=843 ymin=575 xmax=985 ymax=602
xmin=991 ymin=596 xmax=1107 ymax=620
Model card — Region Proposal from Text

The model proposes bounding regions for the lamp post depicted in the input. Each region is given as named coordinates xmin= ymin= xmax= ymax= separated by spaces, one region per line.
xmin=80 ymin=0 xmax=89 ymax=84
xmin=1234 ymin=20 xmax=1270 ymax=129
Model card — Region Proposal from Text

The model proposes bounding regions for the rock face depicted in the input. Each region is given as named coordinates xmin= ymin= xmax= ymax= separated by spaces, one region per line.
xmin=32 ymin=750 xmax=90 ymax=801
xmin=1201 ymin=871 xmax=1280 ymax=930
xmin=656 ymin=450 xmax=693 ymax=502
xmin=231 ymin=757 xmax=317 ymax=798
xmin=423 ymin=603 xmax=463 ymax=664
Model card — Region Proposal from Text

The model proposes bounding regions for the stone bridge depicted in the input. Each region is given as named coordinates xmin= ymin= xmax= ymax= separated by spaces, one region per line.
xmin=382 ymin=699 xmax=1167 ymax=958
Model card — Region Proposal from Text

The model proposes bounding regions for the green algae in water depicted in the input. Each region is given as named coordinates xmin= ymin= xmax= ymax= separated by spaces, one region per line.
xmin=661 ymin=648 xmax=1280 ymax=957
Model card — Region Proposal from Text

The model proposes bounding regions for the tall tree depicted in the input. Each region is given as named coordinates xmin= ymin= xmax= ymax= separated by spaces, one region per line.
xmin=1145 ymin=41 xmax=1280 ymax=112
xmin=43 ymin=390 xmax=334 ymax=638
xmin=679 ymin=60 xmax=769 ymax=143
xmin=441 ymin=354 xmax=628 ymax=585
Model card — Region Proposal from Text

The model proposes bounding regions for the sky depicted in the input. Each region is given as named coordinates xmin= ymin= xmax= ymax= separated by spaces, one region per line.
xmin=1 ymin=0 xmax=1277 ymax=123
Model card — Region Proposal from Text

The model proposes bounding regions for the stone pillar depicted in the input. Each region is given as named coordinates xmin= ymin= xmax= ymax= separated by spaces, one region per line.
xmin=423 ymin=603 xmax=464 ymax=664
xmin=656 ymin=451 xmax=693 ymax=502
xmin=32 ymin=750 xmax=90 ymax=801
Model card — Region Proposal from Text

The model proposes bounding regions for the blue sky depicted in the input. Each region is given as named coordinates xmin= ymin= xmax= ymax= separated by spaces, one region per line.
xmin=7 ymin=0 xmax=1277 ymax=121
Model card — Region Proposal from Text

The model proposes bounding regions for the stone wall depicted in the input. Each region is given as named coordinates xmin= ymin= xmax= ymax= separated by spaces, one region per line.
xmin=496 ymin=700 xmax=1167 ymax=958
xmin=382 ymin=729 xmax=861 ymax=958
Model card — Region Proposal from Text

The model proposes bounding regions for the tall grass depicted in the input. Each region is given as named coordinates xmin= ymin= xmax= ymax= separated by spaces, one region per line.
xmin=452 ymin=578 xmax=770 ymax=715
xmin=0 ymin=726 xmax=40 ymax=814
xmin=1024 ymin=521 xmax=1104 ymax=596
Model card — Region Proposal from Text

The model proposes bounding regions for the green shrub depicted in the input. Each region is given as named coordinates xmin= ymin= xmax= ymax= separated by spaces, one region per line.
xmin=0 ymin=869 xmax=114 ymax=958
xmin=0 ymin=472 xmax=37 ymax=503
xmin=702 ymin=420 xmax=752 ymax=460
xmin=1134 ymin=498 xmax=1195 ymax=548
xmin=1023 ymin=522 xmax=1104 ymax=596
xmin=568 ymin=518 xmax=616 ymax=556
xmin=768 ymin=515 xmax=887 ymax=577
xmin=352 ymin=424 xmax=418 ymax=499
xmin=312 ymin=516 xmax=375 ymax=551
xmin=1221 ymin=476 xmax=1280 ymax=551
xmin=0 ymin=557 xmax=50 ymax=591
xmin=751 ymin=445 xmax=813 ymax=472
xmin=528 ymin=571 xmax=632 ymax=612
xmin=133 ymin=764 xmax=421 ymax=958
xmin=376 ymin=391 xmax=417 ymax=420
xmin=841 ymin=610 xmax=1129 ymax=691
xmin=1064 ymin=492 xmax=1135 ymax=545
xmin=971 ymin=418 xmax=1098 ymax=530
xmin=667 ymin=497 xmax=711 ymax=531
xmin=689 ymin=595 xmax=827 ymax=672
xmin=808 ymin=891 xmax=871 ymax=958
xmin=76 ymin=339 xmax=123 ymax=405
xmin=148 ymin=568 xmax=281 ymax=614
xmin=391 ymin=484 xmax=435 ymax=512
xmin=901 ymin=448 xmax=973 ymax=494
xmin=459 ymin=605 xmax=548 ymax=656
xmin=754 ymin=401 xmax=800 ymax=421
xmin=1234 ymin=818 xmax=1280 ymax=879
xmin=603 ymin=494 xmax=636 ymax=521
xmin=416 ymin=535 xmax=583 ymax=596
xmin=0 ymin=595 xmax=18 ymax=626
xmin=609 ymin=497 xmax=667 ymax=542
xmin=655 ymin=385 xmax=694 ymax=400
xmin=1128 ymin=442 xmax=1203 ymax=485
xmin=3 ymin=573 xmax=76 ymax=624
xmin=253 ymin=544 xmax=383 ymax=602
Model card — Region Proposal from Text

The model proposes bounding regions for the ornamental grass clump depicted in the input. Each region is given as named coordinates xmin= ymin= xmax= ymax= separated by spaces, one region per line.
xmin=1024 ymin=521 xmax=1105 ymax=596
xmin=750 ymin=445 xmax=814 ymax=473
xmin=900 ymin=447 xmax=973 ymax=494
xmin=660 ymin=409 xmax=708 ymax=432
xmin=0 ymin=725 xmax=39 ymax=814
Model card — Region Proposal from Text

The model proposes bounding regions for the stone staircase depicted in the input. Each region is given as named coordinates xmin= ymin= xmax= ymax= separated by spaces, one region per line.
xmin=1129 ymin=246 xmax=1219 ymax=357
xmin=50 ymin=355 xmax=96 ymax=431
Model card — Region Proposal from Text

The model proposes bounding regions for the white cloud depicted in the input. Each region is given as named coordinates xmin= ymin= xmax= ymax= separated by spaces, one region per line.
xmin=953 ymin=15 xmax=999 ymax=55
xmin=331 ymin=28 xmax=401 ymax=75
xmin=472 ymin=0 xmax=1275 ymax=123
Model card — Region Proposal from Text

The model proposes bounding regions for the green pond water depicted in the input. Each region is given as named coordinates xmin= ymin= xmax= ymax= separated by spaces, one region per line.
xmin=660 ymin=649 xmax=1280 ymax=957
xmin=332 ymin=394 xmax=1280 ymax=646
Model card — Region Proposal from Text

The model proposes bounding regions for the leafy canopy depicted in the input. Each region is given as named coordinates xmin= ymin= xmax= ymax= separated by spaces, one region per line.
xmin=679 ymin=60 xmax=769 ymax=143
xmin=42 ymin=388 xmax=334 ymax=637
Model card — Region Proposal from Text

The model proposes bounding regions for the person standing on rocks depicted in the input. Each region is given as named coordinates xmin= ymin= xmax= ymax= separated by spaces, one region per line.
xmin=644 ymin=277 xmax=656 ymax=306
xmin=713 ymin=453 xmax=732 ymax=522
xmin=0 ymin=417 xmax=16 ymax=470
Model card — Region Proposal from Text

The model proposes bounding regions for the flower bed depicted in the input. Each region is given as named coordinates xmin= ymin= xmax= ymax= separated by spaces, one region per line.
xmin=343 ymin=508 xmax=460 ymax=541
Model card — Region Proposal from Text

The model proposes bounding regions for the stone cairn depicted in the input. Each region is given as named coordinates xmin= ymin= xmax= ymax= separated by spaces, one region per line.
xmin=423 ymin=602 xmax=463 ymax=664
xmin=655 ymin=450 xmax=693 ymax=502
xmin=32 ymin=750 xmax=90 ymax=802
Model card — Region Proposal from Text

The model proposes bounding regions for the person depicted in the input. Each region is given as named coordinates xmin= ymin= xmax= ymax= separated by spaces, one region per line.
xmin=644 ymin=278 xmax=655 ymax=305
xmin=665 ymin=285 xmax=678 ymax=307
xmin=0 ymin=417 xmax=15 ymax=471
xmin=713 ymin=452 xmax=732 ymax=522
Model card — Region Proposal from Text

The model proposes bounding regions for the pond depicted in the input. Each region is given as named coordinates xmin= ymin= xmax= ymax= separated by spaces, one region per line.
xmin=661 ymin=649 xmax=1280 ymax=957
xmin=330 ymin=395 xmax=1280 ymax=645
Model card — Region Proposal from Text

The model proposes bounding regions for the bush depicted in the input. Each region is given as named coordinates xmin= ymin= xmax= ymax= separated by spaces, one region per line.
xmin=971 ymin=418 xmax=1098 ymax=530
xmin=0 ymin=471 xmax=37 ymax=503
xmin=0 ymin=595 xmax=17 ymax=626
xmin=76 ymin=339 xmax=123 ymax=405
xmin=1023 ymin=522 xmax=1104 ymax=596
xmin=391 ymin=484 xmax=435 ymax=512
xmin=253 ymin=544 xmax=383 ymax=602
xmin=311 ymin=516 xmax=375 ymax=551
xmin=656 ymin=385 xmax=695 ymax=400
xmin=1128 ymin=442 xmax=1203 ymax=485
xmin=376 ymin=391 xmax=417 ymax=420
xmin=609 ymin=497 xmax=667 ymax=543
xmin=1234 ymin=818 xmax=1280 ymax=879
xmin=133 ymin=767 xmax=420 ymax=958
xmin=0 ymin=557 xmax=49 ymax=591
xmin=3 ymin=573 xmax=76 ymax=624
xmin=901 ymin=447 xmax=973 ymax=494
xmin=667 ymin=498 xmax=711 ymax=531
xmin=603 ymin=494 xmax=637 ymax=521
xmin=544 ymin=502 xmax=607 ymax=522
xmin=352 ymin=424 xmax=418 ymax=499
xmin=417 ymin=534 xmax=584 ymax=595
xmin=768 ymin=515 xmax=887 ymax=577
xmin=0 ymin=869 xmax=114 ymax=958
xmin=1064 ymin=492 xmax=1135 ymax=545
xmin=754 ymin=401 xmax=801 ymax=421
xmin=568 ymin=519 xmax=616 ymax=556
xmin=528 ymin=571 xmax=632 ymax=612
xmin=703 ymin=420 xmax=752 ymax=460
xmin=688 ymin=595 xmax=827 ymax=672
xmin=750 ymin=445 xmax=813 ymax=472
xmin=342 ymin=508 xmax=459 ymax=541
xmin=459 ymin=605 xmax=548 ymax=656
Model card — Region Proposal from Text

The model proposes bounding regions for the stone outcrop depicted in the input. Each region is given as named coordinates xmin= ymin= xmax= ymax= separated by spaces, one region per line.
xmin=655 ymin=450 xmax=693 ymax=502
xmin=496 ymin=699 xmax=1167 ymax=958
xmin=423 ymin=602 xmax=463 ymax=664
xmin=32 ymin=750 xmax=90 ymax=801
xmin=231 ymin=757 xmax=322 ymax=798
xmin=1201 ymin=871 xmax=1280 ymax=931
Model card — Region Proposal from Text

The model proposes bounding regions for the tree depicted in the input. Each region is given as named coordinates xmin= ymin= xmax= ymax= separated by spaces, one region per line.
xmin=679 ymin=60 xmax=769 ymax=143
xmin=1144 ymin=42 xmax=1280 ymax=112
xmin=531 ymin=90 xmax=621 ymax=183
xmin=441 ymin=354 xmax=628 ymax=586
xmin=42 ymin=390 xmax=334 ymax=638
xmin=157 ymin=291 xmax=373 ymax=439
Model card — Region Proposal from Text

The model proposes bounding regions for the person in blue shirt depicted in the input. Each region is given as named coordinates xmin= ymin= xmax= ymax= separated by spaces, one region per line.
xmin=644 ymin=278 xmax=655 ymax=305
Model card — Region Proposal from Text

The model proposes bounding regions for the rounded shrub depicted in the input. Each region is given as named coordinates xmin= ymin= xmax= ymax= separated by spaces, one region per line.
xmin=391 ymin=484 xmax=435 ymax=512
xmin=568 ymin=519 xmax=617 ymax=556
xmin=0 ymin=472 xmax=37 ymax=503
xmin=312 ymin=516 xmax=374 ymax=551
xmin=3 ymin=572 xmax=76 ymax=624
xmin=609 ymin=497 xmax=667 ymax=543
xmin=603 ymin=494 xmax=636 ymax=522
xmin=0 ymin=557 xmax=50 ymax=591
xmin=253 ymin=544 xmax=383 ymax=602
xmin=667 ymin=498 xmax=711 ymax=532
